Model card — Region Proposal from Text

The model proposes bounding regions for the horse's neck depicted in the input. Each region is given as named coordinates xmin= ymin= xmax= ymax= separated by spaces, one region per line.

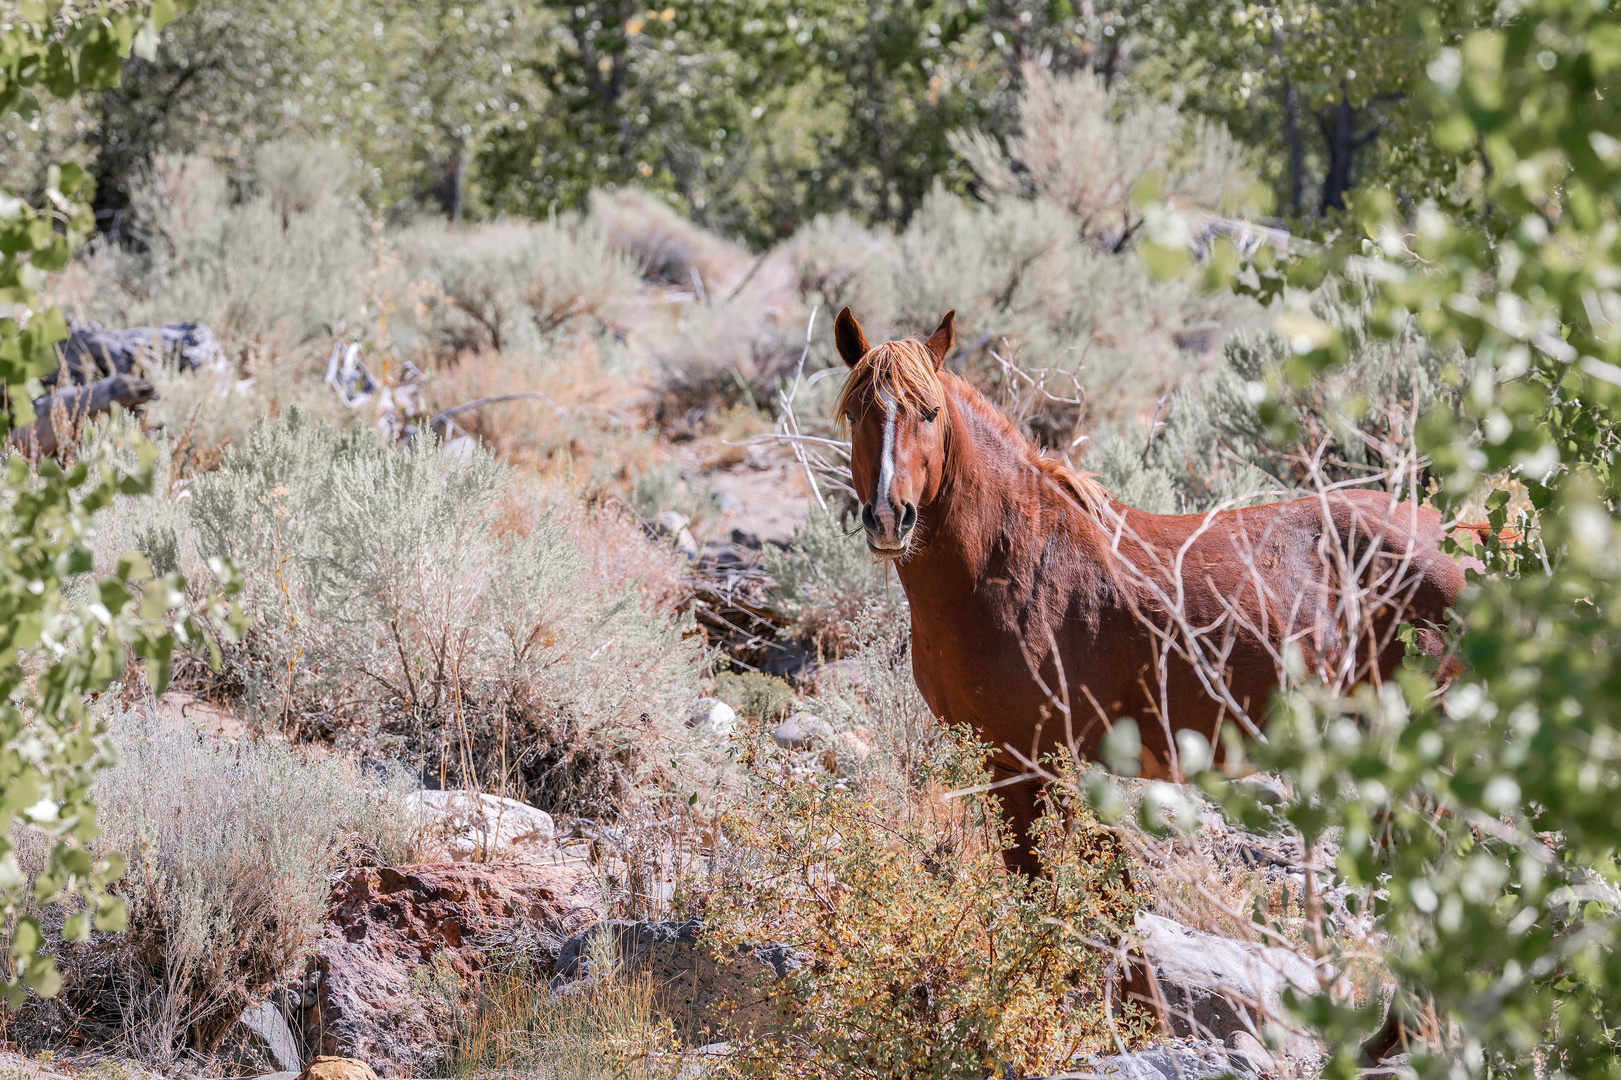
xmin=900 ymin=383 xmax=1106 ymax=590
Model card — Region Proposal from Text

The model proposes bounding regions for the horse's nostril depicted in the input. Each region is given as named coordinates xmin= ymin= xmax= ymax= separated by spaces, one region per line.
xmin=899 ymin=503 xmax=917 ymax=535
xmin=861 ymin=502 xmax=879 ymax=534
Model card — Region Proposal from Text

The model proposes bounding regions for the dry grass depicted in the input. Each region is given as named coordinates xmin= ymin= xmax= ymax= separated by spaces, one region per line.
xmin=492 ymin=474 xmax=692 ymax=614
xmin=393 ymin=215 xmax=641 ymax=358
xmin=695 ymin=739 xmax=1154 ymax=1080
xmin=591 ymin=188 xmax=767 ymax=299
xmin=424 ymin=346 xmax=663 ymax=481
xmin=437 ymin=945 xmax=683 ymax=1080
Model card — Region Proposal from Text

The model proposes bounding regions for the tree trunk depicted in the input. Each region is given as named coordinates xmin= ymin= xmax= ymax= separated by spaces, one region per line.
xmin=862 ymin=0 xmax=894 ymax=223
xmin=451 ymin=139 xmax=466 ymax=223
xmin=433 ymin=139 xmax=468 ymax=221
xmin=1274 ymin=32 xmax=1303 ymax=215
xmin=1318 ymin=84 xmax=1377 ymax=214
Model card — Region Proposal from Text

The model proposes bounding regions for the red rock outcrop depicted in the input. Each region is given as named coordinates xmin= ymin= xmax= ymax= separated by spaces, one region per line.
xmin=305 ymin=863 xmax=601 ymax=1076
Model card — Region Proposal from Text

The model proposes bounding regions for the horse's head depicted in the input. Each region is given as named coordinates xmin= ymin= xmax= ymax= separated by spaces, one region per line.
xmin=833 ymin=306 xmax=954 ymax=557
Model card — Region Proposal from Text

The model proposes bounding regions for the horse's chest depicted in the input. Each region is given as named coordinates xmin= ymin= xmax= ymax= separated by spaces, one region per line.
xmin=908 ymin=593 xmax=1083 ymax=725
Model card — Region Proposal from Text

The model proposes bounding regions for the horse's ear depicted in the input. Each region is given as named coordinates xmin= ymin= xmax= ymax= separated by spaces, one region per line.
xmin=834 ymin=306 xmax=870 ymax=368
xmin=924 ymin=310 xmax=955 ymax=371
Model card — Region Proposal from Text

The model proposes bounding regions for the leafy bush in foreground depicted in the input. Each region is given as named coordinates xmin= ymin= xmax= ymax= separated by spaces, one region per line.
xmin=1121 ymin=2 xmax=1621 ymax=1075
xmin=0 ymin=0 xmax=243 ymax=1014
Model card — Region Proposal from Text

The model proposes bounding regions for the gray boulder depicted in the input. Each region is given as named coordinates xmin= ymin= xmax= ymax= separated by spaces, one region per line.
xmin=235 ymin=998 xmax=303 ymax=1073
xmin=1229 ymin=774 xmax=1289 ymax=806
xmin=770 ymin=711 xmax=831 ymax=750
xmin=1134 ymin=912 xmax=1323 ymax=1060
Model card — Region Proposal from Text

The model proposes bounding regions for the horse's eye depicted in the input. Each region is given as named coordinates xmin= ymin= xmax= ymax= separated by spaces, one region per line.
xmin=920 ymin=407 xmax=939 ymax=422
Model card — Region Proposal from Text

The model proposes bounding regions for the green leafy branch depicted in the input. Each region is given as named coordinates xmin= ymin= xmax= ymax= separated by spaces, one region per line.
xmin=0 ymin=442 xmax=246 ymax=1003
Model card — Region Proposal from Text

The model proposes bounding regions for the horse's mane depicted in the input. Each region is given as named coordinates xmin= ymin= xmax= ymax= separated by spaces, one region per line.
xmin=943 ymin=372 xmax=1116 ymax=526
xmin=1034 ymin=457 xmax=1116 ymax=524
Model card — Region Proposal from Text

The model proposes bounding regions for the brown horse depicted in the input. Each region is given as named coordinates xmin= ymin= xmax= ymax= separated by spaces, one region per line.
xmin=832 ymin=307 xmax=1464 ymax=874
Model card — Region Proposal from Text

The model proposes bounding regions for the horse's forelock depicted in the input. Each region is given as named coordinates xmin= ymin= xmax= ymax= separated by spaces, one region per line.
xmin=835 ymin=339 xmax=943 ymax=425
xmin=836 ymin=339 xmax=1114 ymax=525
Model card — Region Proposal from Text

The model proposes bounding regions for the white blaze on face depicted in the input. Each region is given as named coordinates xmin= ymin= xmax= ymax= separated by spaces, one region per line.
xmin=875 ymin=390 xmax=898 ymax=532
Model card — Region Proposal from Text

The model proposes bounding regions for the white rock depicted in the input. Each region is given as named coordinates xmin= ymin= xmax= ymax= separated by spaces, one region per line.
xmin=653 ymin=510 xmax=691 ymax=535
xmin=771 ymin=712 xmax=830 ymax=750
xmin=677 ymin=1041 xmax=732 ymax=1080
xmin=442 ymin=434 xmax=477 ymax=462
xmin=405 ymin=789 xmax=556 ymax=863
xmin=1231 ymin=773 xmax=1290 ymax=805
xmin=1135 ymin=912 xmax=1324 ymax=1060
xmin=1228 ymin=1031 xmax=1278 ymax=1074
xmin=1073 ymin=1043 xmax=1248 ymax=1080
xmin=688 ymin=698 xmax=737 ymax=737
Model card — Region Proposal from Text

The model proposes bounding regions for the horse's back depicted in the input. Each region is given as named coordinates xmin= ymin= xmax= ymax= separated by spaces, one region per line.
xmin=1118 ymin=488 xmax=1463 ymax=623
xmin=1312 ymin=489 xmax=1463 ymax=619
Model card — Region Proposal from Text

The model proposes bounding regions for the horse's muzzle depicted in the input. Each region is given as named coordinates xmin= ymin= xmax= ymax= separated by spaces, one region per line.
xmin=861 ymin=500 xmax=916 ymax=554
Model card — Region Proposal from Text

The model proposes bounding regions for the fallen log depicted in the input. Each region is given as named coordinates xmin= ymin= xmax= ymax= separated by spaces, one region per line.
xmin=9 ymin=373 xmax=158 ymax=457
xmin=50 ymin=320 xmax=224 ymax=386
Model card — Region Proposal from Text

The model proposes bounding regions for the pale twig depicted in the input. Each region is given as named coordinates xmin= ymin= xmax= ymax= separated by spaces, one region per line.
xmin=778 ymin=306 xmax=827 ymax=513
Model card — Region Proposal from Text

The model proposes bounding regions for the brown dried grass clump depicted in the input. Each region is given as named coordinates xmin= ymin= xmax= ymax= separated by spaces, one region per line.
xmin=425 ymin=346 xmax=670 ymax=489
xmin=437 ymin=944 xmax=682 ymax=1080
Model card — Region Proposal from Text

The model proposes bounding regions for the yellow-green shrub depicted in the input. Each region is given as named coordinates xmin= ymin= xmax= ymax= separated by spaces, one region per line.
xmin=699 ymin=733 xmax=1153 ymax=1079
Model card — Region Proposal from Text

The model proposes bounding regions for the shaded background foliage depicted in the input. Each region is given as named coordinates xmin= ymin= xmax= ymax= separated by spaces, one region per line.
xmin=22 ymin=0 xmax=1444 ymax=247
xmin=0 ymin=1 xmax=1244 ymax=246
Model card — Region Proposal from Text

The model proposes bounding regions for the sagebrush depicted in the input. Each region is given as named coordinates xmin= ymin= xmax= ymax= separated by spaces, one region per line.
xmin=16 ymin=706 xmax=416 ymax=1066
xmin=96 ymin=408 xmax=710 ymax=819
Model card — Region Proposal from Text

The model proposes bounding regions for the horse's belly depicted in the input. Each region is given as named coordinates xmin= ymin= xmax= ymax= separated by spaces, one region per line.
xmin=911 ymin=608 xmax=1275 ymax=773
